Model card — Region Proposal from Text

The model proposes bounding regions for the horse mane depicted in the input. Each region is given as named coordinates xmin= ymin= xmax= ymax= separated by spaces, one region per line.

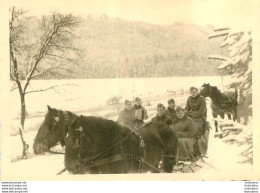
xmin=77 ymin=116 xmax=130 ymax=137
xmin=209 ymin=86 xmax=223 ymax=104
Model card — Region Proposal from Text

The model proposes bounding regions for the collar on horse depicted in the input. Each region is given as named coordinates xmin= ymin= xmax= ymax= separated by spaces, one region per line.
xmin=47 ymin=111 xmax=73 ymax=154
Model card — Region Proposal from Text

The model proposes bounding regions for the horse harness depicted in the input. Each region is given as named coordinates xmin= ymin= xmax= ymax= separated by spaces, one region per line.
xmin=70 ymin=117 xmax=149 ymax=173
xmin=207 ymin=86 xmax=235 ymax=107
xmin=45 ymin=111 xmax=72 ymax=154
xmin=49 ymin=112 xmax=158 ymax=174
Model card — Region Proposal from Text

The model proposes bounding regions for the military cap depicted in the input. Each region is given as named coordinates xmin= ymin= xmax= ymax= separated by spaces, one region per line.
xmin=125 ymin=100 xmax=131 ymax=104
xmin=190 ymin=87 xmax=198 ymax=91
xmin=168 ymin=99 xmax=175 ymax=104
xmin=135 ymin=97 xmax=141 ymax=102
xmin=175 ymin=106 xmax=184 ymax=112
xmin=157 ymin=103 xmax=165 ymax=110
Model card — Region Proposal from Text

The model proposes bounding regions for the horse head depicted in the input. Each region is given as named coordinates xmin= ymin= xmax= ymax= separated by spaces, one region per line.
xmin=200 ymin=83 xmax=211 ymax=97
xmin=64 ymin=117 xmax=84 ymax=173
xmin=33 ymin=105 xmax=77 ymax=155
xmin=64 ymin=116 xmax=104 ymax=173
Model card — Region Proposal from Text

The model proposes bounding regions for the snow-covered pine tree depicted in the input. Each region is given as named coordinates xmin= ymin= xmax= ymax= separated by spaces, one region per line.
xmin=209 ymin=28 xmax=252 ymax=94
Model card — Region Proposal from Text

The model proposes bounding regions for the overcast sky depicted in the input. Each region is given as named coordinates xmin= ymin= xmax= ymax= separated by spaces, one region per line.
xmin=3 ymin=0 xmax=260 ymax=29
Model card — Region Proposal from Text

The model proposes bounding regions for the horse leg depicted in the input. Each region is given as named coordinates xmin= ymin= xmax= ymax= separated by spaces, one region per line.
xmin=237 ymin=111 xmax=241 ymax=123
xmin=142 ymin=147 xmax=161 ymax=173
xmin=220 ymin=112 xmax=224 ymax=120
xmin=162 ymin=136 xmax=178 ymax=173
xmin=244 ymin=116 xmax=248 ymax=125
xmin=234 ymin=105 xmax=237 ymax=122
xmin=217 ymin=113 xmax=225 ymax=132
xmin=213 ymin=113 xmax=218 ymax=133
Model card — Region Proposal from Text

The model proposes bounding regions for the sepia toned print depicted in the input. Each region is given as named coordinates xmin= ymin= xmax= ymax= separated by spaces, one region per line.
xmin=0 ymin=0 xmax=260 ymax=180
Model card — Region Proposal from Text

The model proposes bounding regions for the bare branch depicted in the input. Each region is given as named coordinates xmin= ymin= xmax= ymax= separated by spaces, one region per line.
xmin=25 ymin=84 xmax=73 ymax=94
xmin=45 ymin=54 xmax=81 ymax=66
xmin=208 ymin=55 xmax=228 ymax=61
xmin=25 ymin=85 xmax=60 ymax=94
xmin=31 ymin=64 xmax=65 ymax=79
xmin=11 ymin=86 xmax=18 ymax=92
xmin=209 ymin=32 xmax=228 ymax=39
xmin=214 ymin=28 xmax=230 ymax=32
xmin=23 ymin=14 xmax=79 ymax=92
xmin=10 ymin=72 xmax=17 ymax=81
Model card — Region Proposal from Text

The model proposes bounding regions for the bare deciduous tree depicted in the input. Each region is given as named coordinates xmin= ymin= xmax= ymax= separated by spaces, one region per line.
xmin=9 ymin=7 xmax=82 ymax=158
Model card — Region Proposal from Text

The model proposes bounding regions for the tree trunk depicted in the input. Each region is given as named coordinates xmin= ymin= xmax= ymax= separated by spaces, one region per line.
xmin=20 ymin=92 xmax=26 ymax=128
xmin=18 ymin=91 xmax=29 ymax=158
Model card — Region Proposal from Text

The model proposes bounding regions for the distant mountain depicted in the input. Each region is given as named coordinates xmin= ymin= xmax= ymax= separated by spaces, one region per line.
xmin=71 ymin=16 xmax=225 ymax=78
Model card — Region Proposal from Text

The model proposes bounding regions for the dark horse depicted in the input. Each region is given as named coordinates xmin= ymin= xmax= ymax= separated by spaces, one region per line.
xmin=33 ymin=106 xmax=178 ymax=174
xmin=200 ymin=83 xmax=237 ymax=132
xmin=33 ymin=106 xmax=78 ymax=154
xmin=65 ymin=116 xmax=178 ymax=174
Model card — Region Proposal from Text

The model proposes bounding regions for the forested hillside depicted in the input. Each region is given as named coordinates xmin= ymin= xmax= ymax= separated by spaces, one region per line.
xmin=74 ymin=16 xmax=225 ymax=78
xmin=18 ymin=15 xmax=226 ymax=79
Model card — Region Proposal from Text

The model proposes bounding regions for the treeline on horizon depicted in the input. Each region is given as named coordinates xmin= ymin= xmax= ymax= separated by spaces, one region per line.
xmin=73 ymin=52 xmax=220 ymax=79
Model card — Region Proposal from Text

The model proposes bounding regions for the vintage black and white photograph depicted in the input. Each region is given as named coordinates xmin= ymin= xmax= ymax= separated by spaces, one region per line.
xmin=1 ymin=0 xmax=259 ymax=180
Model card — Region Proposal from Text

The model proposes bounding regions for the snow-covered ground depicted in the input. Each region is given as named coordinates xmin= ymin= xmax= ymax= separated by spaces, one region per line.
xmin=4 ymin=76 xmax=253 ymax=180
xmin=7 ymin=111 xmax=253 ymax=180
xmin=10 ymin=76 xmax=228 ymax=119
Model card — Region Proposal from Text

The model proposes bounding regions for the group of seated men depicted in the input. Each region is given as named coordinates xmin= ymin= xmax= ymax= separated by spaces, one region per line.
xmin=117 ymin=87 xmax=210 ymax=162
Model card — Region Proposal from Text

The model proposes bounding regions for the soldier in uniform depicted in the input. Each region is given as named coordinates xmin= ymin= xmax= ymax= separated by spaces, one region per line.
xmin=172 ymin=106 xmax=196 ymax=162
xmin=132 ymin=97 xmax=148 ymax=127
xmin=165 ymin=98 xmax=177 ymax=121
xmin=185 ymin=87 xmax=209 ymax=157
xmin=117 ymin=100 xmax=135 ymax=130
xmin=151 ymin=103 xmax=172 ymax=125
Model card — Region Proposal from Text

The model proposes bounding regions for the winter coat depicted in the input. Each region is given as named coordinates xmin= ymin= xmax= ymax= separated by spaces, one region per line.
xmin=151 ymin=114 xmax=172 ymax=125
xmin=185 ymin=94 xmax=207 ymax=136
xmin=185 ymin=94 xmax=207 ymax=119
xmin=165 ymin=107 xmax=177 ymax=120
xmin=117 ymin=108 xmax=135 ymax=129
xmin=172 ymin=116 xmax=196 ymax=138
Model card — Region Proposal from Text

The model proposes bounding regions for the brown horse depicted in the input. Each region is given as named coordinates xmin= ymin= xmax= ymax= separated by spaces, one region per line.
xmin=33 ymin=106 xmax=78 ymax=154
xmin=200 ymin=83 xmax=237 ymax=132
xmin=33 ymin=106 xmax=178 ymax=174
xmin=64 ymin=115 xmax=144 ymax=174
xmin=65 ymin=116 xmax=178 ymax=174
xmin=33 ymin=106 xmax=142 ymax=174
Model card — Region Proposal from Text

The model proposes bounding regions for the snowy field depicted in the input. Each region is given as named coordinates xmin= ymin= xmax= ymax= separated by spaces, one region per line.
xmin=10 ymin=76 xmax=229 ymax=119
xmin=5 ymin=76 xmax=253 ymax=179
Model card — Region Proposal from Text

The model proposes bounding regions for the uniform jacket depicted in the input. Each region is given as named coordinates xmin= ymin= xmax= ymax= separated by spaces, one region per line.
xmin=151 ymin=114 xmax=172 ymax=125
xmin=172 ymin=116 xmax=196 ymax=138
xmin=185 ymin=94 xmax=207 ymax=119
xmin=165 ymin=107 xmax=177 ymax=120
